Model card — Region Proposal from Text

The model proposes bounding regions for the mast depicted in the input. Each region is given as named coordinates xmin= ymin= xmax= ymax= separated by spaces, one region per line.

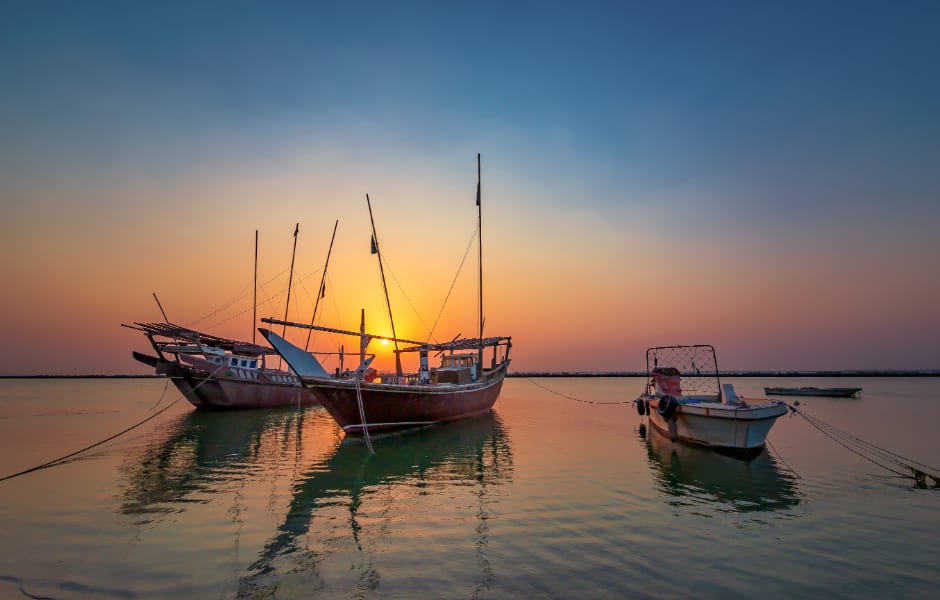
xmin=252 ymin=229 xmax=258 ymax=345
xmin=476 ymin=153 xmax=484 ymax=371
xmin=281 ymin=223 xmax=300 ymax=339
xmin=152 ymin=292 xmax=169 ymax=323
xmin=279 ymin=223 xmax=300 ymax=369
xmin=366 ymin=194 xmax=403 ymax=375
xmin=305 ymin=219 xmax=339 ymax=351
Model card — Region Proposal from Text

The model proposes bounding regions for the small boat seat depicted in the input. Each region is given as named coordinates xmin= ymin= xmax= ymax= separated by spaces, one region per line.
xmin=722 ymin=383 xmax=744 ymax=406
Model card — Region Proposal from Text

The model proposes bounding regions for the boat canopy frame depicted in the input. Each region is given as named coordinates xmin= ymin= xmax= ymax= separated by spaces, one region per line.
xmin=645 ymin=344 xmax=721 ymax=398
xmin=123 ymin=321 xmax=278 ymax=357
xmin=261 ymin=317 xmax=512 ymax=355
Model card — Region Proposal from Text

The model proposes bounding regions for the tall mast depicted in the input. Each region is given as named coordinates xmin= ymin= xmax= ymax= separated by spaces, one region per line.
xmin=252 ymin=229 xmax=258 ymax=345
xmin=305 ymin=219 xmax=339 ymax=351
xmin=366 ymin=194 xmax=403 ymax=375
xmin=476 ymin=153 xmax=484 ymax=370
xmin=281 ymin=222 xmax=300 ymax=343
xmin=152 ymin=292 xmax=169 ymax=323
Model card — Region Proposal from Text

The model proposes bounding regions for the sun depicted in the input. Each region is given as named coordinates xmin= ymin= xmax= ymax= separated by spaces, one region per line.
xmin=381 ymin=339 xmax=390 ymax=346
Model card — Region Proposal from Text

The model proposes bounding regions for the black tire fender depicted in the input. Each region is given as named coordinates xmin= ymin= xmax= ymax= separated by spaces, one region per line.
xmin=657 ymin=395 xmax=679 ymax=420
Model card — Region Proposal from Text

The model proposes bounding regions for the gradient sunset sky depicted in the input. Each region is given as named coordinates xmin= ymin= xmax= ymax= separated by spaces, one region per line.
xmin=2 ymin=1 xmax=938 ymax=375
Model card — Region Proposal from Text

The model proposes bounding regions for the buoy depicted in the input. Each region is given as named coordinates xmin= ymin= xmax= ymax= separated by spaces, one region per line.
xmin=635 ymin=398 xmax=647 ymax=416
xmin=794 ymin=400 xmax=801 ymax=406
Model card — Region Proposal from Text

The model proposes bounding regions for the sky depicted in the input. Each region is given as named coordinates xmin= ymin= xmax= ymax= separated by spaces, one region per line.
xmin=1 ymin=0 xmax=938 ymax=375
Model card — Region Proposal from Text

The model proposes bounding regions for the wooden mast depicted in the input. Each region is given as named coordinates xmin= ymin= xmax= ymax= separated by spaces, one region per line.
xmin=279 ymin=223 xmax=300 ymax=369
xmin=252 ymin=229 xmax=258 ymax=345
xmin=366 ymin=194 xmax=403 ymax=376
xmin=152 ymin=292 xmax=169 ymax=323
xmin=476 ymin=153 xmax=484 ymax=373
xmin=305 ymin=219 xmax=339 ymax=351
xmin=281 ymin=223 xmax=300 ymax=339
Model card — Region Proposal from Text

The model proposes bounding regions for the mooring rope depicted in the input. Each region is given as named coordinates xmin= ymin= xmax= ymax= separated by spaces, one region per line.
xmin=0 ymin=397 xmax=182 ymax=483
xmin=765 ymin=437 xmax=800 ymax=479
xmin=354 ymin=375 xmax=375 ymax=455
xmin=521 ymin=375 xmax=633 ymax=405
xmin=787 ymin=402 xmax=940 ymax=485
xmin=0 ymin=368 xmax=223 ymax=483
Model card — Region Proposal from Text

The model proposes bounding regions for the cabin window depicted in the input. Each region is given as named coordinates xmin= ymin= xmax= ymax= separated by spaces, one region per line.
xmin=250 ymin=360 xmax=257 ymax=369
xmin=240 ymin=359 xmax=248 ymax=367
xmin=230 ymin=358 xmax=238 ymax=366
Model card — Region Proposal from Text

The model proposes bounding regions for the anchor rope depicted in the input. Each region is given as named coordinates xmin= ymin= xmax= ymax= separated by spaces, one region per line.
xmin=520 ymin=375 xmax=632 ymax=405
xmin=765 ymin=437 xmax=800 ymax=479
xmin=0 ymin=397 xmax=181 ymax=483
xmin=787 ymin=403 xmax=940 ymax=482
xmin=0 ymin=367 xmax=223 ymax=483
xmin=354 ymin=375 xmax=375 ymax=455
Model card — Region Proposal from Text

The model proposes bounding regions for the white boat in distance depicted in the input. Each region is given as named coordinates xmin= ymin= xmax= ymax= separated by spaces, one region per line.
xmin=636 ymin=345 xmax=788 ymax=457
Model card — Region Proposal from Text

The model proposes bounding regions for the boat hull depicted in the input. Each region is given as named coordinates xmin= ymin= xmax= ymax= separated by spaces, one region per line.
xmin=134 ymin=353 xmax=319 ymax=410
xmin=644 ymin=395 xmax=788 ymax=456
xmin=302 ymin=368 xmax=507 ymax=434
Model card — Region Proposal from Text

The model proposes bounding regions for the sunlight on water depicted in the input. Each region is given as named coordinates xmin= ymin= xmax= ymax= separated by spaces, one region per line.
xmin=0 ymin=377 xmax=938 ymax=598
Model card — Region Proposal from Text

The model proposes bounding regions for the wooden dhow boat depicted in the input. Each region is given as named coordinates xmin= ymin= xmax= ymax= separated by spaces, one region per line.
xmin=260 ymin=154 xmax=512 ymax=434
xmin=636 ymin=345 xmax=788 ymax=457
xmin=127 ymin=321 xmax=318 ymax=409
xmin=126 ymin=222 xmax=341 ymax=410
xmin=259 ymin=320 xmax=511 ymax=433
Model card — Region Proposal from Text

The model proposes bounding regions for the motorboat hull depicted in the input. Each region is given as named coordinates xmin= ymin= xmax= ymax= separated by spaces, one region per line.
xmin=643 ymin=395 xmax=788 ymax=456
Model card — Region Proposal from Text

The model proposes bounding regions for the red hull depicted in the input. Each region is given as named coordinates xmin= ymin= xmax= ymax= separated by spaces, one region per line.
xmin=304 ymin=367 xmax=507 ymax=433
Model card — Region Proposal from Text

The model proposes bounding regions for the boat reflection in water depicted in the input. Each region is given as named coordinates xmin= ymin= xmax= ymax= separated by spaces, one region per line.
xmin=641 ymin=425 xmax=801 ymax=513
xmin=119 ymin=406 xmax=331 ymax=518
xmin=119 ymin=406 xmax=512 ymax=595
xmin=241 ymin=411 xmax=514 ymax=594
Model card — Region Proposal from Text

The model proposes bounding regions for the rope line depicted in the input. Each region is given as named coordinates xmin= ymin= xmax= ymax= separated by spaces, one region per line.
xmin=0 ymin=367 xmax=223 ymax=483
xmin=381 ymin=255 xmax=435 ymax=341
xmin=0 ymin=398 xmax=181 ymax=483
xmin=787 ymin=403 xmax=940 ymax=484
xmin=521 ymin=375 xmax=632 ymax=405
xmin=765 ymin=437 xmax=800 ymax=479
xmin=426 ymin=223 xmax=478 ymax=343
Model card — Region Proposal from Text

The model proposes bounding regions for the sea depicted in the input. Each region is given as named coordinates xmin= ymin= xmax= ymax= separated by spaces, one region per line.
xmin=0 ymin=377 xmax=938 ymax=599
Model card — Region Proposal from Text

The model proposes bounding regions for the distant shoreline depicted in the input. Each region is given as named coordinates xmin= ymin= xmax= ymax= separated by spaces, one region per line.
xmin=2 ymin=371 xmax=938 ymax=379
xmin=508 ymin=371 xmax=940 ymax=378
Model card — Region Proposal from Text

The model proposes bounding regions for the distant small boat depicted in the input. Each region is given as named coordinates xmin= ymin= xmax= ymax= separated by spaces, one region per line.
xmin=764 ymin=387 xmax=862 ymax=398
xmin=635 ymin=345 xmax=788 ymax=457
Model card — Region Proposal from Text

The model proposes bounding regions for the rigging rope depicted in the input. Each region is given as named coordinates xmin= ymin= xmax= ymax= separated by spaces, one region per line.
xmin=381 ymin=255 xmax=435 ymax=342
xmin=186 ymin=266 xmax=290 ymax=327
xmin=425 ymin=223 xmax=479 ymax=343
xmin=787 ymin=402 xmax=940 ymax=485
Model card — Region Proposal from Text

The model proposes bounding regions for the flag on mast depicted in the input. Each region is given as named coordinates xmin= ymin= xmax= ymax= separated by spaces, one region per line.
xmin=370 ymin=234 xmax=378 ymax=254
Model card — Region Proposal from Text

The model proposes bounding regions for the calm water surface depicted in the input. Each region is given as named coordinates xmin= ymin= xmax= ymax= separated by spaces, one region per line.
xmin=1 ymin=377 xmax=938 ymax=598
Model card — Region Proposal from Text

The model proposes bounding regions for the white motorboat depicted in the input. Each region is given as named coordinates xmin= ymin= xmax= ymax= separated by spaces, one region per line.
xmin=636 ymin=345 xmax=788 ymax=457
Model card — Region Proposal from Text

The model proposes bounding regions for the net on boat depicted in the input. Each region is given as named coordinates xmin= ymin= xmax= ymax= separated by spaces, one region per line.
xmin=645 ymin=345 xmax=720 ymax=397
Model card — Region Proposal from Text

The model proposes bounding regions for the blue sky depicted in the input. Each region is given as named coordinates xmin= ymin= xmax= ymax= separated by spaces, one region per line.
xmin=2 ymin=1 xmax=938 ymax=373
